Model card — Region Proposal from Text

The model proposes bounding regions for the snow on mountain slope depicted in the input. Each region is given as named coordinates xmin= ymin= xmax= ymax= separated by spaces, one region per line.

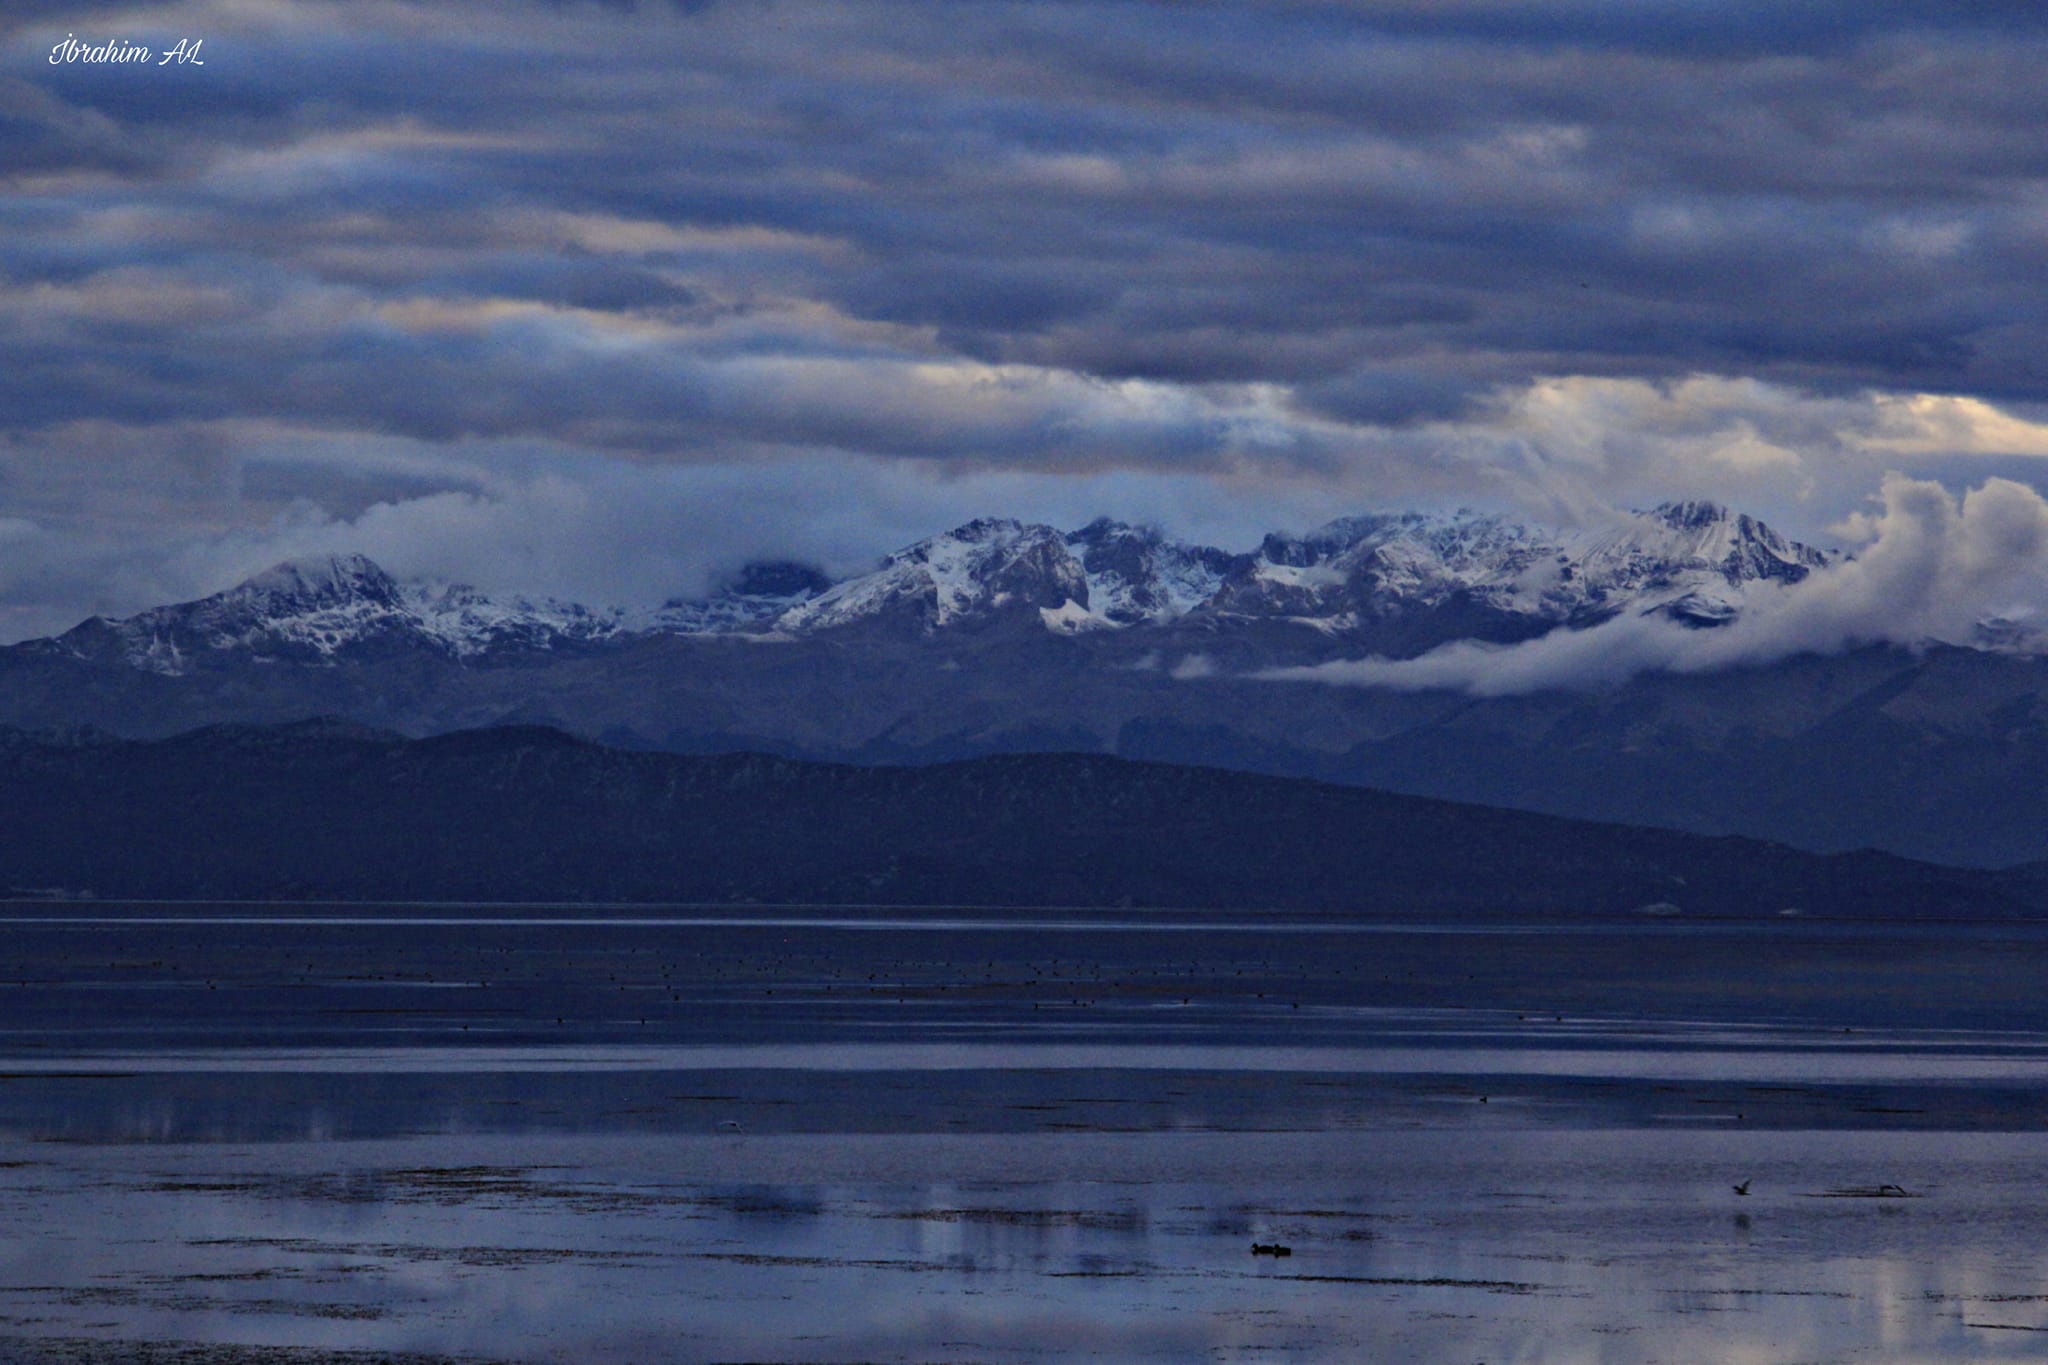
xmin=775 ymin=519 xmax=1092 ymax=633
xmin=1205 ymin=501 xmax=1835 ymax=635
xmin=46 ymin=554 xmax=418 ymax=674
xmin=20 ymin=503 xmax=1842 ymax=672
xmin=768 ymin=516 xmax=1239 ymax=635
xmin=403 ymin=581 xmax=630 ymax=656
xmin=1065 ymin=518 xmax=1236 ymax=625
xmin=1558 ymin=501 xmax=1832 ymax=625
xmin=41 ymin=554 xmax=637 ymax=674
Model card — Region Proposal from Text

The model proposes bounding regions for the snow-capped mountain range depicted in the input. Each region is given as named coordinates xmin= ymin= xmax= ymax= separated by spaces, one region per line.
xmin=1207 ymin=499 xmax=1830 ymax=635
xmin=27 ymin=502 xmax=1836 ymax=674
xmin=15 ymin=501 xmax=2048 ymax=871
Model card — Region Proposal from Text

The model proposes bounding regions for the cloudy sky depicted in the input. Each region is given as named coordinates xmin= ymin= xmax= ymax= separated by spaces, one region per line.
xmin=6 ymin=0 xmax=2048 ymax=641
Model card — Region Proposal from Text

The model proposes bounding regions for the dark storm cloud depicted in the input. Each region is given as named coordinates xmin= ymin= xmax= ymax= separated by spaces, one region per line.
xmin=1289 ymin=1 xmax=2048 ymax=57
xmin=15 ymin=0 xmax=2048 ymax=419
xmin=7 ymin=0 xmax=2048 ymax=635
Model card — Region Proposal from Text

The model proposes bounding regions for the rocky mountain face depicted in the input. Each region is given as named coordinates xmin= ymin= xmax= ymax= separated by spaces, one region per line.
xmin=8 ymin=502 xmax=2048 ymax=869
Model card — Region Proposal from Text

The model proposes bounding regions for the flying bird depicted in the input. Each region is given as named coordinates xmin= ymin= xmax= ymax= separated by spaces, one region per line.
xmin=1733 ymin=1179 xmax=1752 ymax=1196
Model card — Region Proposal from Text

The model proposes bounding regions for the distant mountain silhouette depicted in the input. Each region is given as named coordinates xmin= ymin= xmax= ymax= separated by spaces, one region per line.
xmin=0 ymin=721 xmax=2032 ymax=914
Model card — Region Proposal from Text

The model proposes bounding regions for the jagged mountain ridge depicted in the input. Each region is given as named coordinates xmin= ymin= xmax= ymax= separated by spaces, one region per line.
xmin=42 ymin=554 xmax=632 ymax=673
xmin=27 ymin=500 xmax=2048 ymax=870
xmin=32 ymin=552 xmax=812 ymax=674
xmin=22 ymin=501 xmax=1835 ymax=673
xmin=1209 ymin=499 xmax=1831 ymax=638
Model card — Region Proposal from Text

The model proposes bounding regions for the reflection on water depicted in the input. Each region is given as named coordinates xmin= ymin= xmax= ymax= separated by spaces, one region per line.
xmin=3 ymin=1131 xmax=2048 ymax=1362
xmin=3 ymin=907 xmax=2048 ymax=1360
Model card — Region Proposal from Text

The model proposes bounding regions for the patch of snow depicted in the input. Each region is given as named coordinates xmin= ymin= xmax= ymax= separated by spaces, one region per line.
xmin=405 ymin=581 xmax=629 ymax=655
xmin=1040 ymin=599 xmax=1113 ymax=633
xmin=778 ymin=519 xmax=1088 ymax=633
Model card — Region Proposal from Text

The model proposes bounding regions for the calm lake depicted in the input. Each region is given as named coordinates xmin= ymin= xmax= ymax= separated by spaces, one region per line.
xmin=2 ymin=905 xmax=2046 ymax=1362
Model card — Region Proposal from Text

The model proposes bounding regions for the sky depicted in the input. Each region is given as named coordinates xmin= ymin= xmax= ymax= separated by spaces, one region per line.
xmin=6 ymin=0 xmax=2048 ymax=644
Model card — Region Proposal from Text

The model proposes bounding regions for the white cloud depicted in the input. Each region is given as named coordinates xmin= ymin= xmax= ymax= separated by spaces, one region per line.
xmin=1265 ymin=475 xmax=2048 ymax=697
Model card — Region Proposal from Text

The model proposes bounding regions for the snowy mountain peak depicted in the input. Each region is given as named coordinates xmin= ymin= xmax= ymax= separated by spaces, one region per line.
xmin=1587 ymin=502 xmax=1831 ymax=592
xmin=51 ymin=553 xmax=420 ymax=674
xmin=1066 ymin=518 xmax=1235 ymax=625
xmin=51 ymin=554 xmax=633 ymax=674
xmin=238 ymin=552 xmax=401 ymax=605
xmin=941 ymin=517 xmax=1030 ymax=544
xmin=1202 ymin=503 xmax=1835 ymax=642
xmin=401 ymin=580 xmax=629 ymax=656
xmin=32 ymin=502 xmax=1847 ymax=669
xmin=1648 ymin=499 xmax=1731 ymax=530
xmin=776 ymin=519 xmax=1090 ymax=634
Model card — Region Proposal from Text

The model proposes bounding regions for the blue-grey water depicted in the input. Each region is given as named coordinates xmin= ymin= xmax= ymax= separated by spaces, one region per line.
xmin=2 ymin=905 xmax=2047 ymax=1361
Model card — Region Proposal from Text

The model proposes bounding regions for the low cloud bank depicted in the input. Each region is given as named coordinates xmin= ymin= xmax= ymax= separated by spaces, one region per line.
xmin=1263 ymin=475 xmax=2048 ymax=697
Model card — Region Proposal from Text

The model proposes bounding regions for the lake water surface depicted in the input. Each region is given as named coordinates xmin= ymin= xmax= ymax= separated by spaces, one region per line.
xmin=1 ymin=905 xmax=2045 ymax=1362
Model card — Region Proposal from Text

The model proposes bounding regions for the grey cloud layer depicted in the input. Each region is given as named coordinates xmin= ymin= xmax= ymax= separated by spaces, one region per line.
xmin=12 ymin=1 xmax=2048 ymax=420
xmin=6 ymin=0 xmax=2048 ymax=639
